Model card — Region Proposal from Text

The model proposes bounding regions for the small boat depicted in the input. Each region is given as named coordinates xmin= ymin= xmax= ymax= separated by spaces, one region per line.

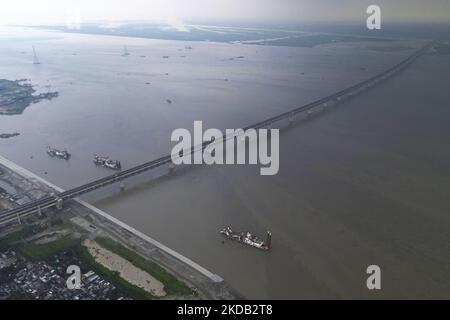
xmin=93 ymin=154 xmax=122 ymax=170
xmin=47 ymin=146 xmax=71 ymax=160
xmin=122 ymin=46 xmax=130 ymax=57
xmin=220 ymin=226 xmax=271 ymax=250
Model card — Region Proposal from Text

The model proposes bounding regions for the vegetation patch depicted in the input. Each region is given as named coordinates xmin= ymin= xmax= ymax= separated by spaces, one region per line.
xmin=0 ymin=79 xmax=58 ymax=115
xmin=16 ymin=236 xmax=80 ymax=261
xmin=0 ymin=224 xmax=45 ymax=250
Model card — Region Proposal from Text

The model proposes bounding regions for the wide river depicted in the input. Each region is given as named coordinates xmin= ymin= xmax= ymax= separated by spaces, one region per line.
xmin=2 ymin=26 xmax=448 ymax=299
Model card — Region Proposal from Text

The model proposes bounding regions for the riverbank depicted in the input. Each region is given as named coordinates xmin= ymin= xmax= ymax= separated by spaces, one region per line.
xmin=0 ymin=220 xmax=195 ymax=299
xmin=0 ymin=158 xmax=238 ymax=299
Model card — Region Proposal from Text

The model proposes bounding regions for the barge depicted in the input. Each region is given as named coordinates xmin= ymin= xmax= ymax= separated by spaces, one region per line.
xmin=220 ymin=226 xmax=271 ymax=251
xmin=93 ymin=154 xmax=122 ymax=170
xmin=46 ymin=146 xmax=71 ymax=160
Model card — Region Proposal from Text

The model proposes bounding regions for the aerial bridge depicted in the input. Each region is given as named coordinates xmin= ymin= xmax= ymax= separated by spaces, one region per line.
xmin=0 ymin=41 xmax=434 ymax=226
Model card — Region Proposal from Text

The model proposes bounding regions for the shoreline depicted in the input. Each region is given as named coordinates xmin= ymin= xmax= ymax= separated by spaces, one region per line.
xmin=0 ymin=156 xmax=239 ymax=299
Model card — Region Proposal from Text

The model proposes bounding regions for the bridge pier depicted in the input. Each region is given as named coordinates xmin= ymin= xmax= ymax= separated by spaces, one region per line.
xmin=288 ymin=116 xmax=294 ymax=126
xmin=38 ymin=206 xmax=42 ymax=217
xmin=16 ymin=212 xmax=21 ymax=224
xmin=119 ymin=181 xmax=126 ymax=191
xmin=56 ymin=198 xmax=63 ymax=210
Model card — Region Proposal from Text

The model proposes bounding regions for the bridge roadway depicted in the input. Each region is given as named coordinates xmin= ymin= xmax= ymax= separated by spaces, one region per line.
xmin=0 ymin=41 xmax=434 ymax=225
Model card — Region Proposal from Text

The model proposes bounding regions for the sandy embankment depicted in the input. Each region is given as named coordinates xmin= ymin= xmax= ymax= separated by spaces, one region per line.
xmin=83 ymin=239 xmax=166 ymax=297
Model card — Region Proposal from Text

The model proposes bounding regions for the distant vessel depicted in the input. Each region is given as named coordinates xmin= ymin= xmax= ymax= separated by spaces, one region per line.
xmin=32 ymin=46 xmax=40 ymax=64
xmin=47 ymin=147 xmax=70 ymax=160
xmin=93 ymin=154 xmax=122 ymax=170
xmin=122 ymin=46 xmax=130 ymax=57
xmin=220 ymin=226 xmax=272 ymax=250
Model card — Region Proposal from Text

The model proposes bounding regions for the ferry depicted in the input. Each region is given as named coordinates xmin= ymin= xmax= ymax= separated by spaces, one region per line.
xmin=46 ymin=147 xmax=71 ymax=160
xmin=93 ymin=154 xmax=122 ymax=170
xmin=220 ymin=226 xmax=271 ymax=251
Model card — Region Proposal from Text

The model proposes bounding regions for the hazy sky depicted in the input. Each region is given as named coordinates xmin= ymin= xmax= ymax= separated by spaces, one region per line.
xmin=1 ymin=0 xmax=449 ymax=25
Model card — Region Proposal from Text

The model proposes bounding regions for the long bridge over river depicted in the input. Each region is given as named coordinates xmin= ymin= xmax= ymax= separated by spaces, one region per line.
xmin=0 ymin=41 xmax=434 ymax=227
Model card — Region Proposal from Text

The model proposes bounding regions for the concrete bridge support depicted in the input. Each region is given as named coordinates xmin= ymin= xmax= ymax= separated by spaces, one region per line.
xmin=56 ymin=198 xmax=63 ymax=210
xmin=16 ymin=212 xmax=21 ymax=224
xmin=288 ymin=115 xmax=294 ymax=126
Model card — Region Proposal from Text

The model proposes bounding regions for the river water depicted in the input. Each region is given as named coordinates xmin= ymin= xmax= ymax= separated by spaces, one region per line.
xmin=3 ymin=26 xmax=448 ymax=299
